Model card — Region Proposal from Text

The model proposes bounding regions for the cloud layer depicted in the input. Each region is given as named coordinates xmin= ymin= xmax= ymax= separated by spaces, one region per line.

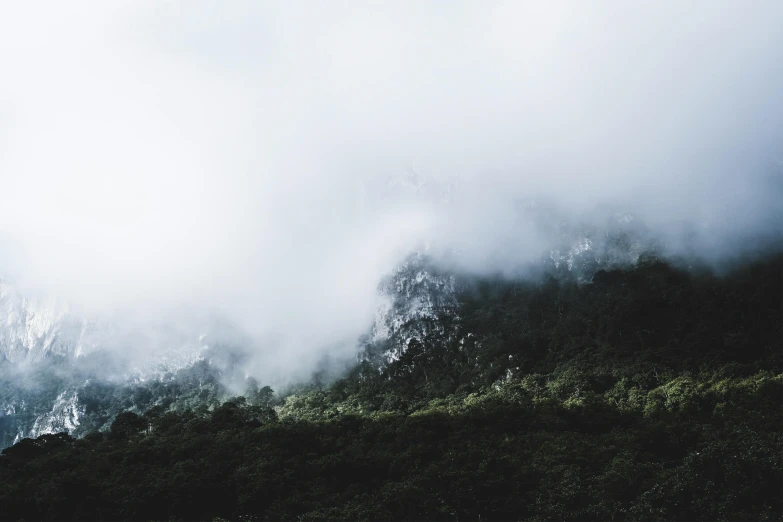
xmin=1 ymin=2 xmax=781 ymax=378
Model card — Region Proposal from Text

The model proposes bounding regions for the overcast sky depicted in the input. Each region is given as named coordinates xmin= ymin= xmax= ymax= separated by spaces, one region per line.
xmin=1 ymin=2 xmax=781 ymax=377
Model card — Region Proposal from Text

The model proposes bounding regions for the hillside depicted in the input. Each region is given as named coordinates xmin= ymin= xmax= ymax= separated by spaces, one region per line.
xmin=0 ymin=253 xmax=780 ymax=521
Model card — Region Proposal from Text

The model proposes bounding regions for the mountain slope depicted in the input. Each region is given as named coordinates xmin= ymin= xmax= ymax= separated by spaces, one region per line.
xmin=1 ymin=253 xmax=779 ymax=521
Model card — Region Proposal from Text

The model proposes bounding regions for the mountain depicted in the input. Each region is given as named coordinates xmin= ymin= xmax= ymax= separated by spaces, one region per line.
xmin=0 ymin=281 xmax=216 ymax=447
xmin=0 ymin=223 xmax=676 ymax=448
xmin=0 ymin=251 xmax=779 ymax=521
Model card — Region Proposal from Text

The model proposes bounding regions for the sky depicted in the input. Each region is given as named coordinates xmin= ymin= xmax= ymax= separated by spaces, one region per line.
xmin=0 ymin=1 xmax=781 ymax=379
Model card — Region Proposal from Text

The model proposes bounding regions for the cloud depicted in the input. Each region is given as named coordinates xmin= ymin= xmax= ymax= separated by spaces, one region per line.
xmin=1 ymin=1 xmax=781 ymax=379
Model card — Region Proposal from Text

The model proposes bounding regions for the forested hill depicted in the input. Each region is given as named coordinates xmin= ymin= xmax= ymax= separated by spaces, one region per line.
xmin=0 ymin=254 xmax=781 ymax=521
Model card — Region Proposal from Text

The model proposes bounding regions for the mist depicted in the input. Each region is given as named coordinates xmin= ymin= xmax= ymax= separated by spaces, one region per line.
xmin=1 ymin=1 xmax=782 ymax=382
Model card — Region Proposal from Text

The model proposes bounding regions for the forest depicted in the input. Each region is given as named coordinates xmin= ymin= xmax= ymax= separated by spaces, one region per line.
xmin=1 ymin=253 xmax=781 ymax=521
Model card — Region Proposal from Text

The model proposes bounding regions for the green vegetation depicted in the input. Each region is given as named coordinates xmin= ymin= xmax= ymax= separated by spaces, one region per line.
xmin=1 ymin=254 xmax=781 ymax=521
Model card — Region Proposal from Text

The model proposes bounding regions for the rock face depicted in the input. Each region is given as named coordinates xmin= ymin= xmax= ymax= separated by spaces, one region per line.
xmin=0 ymin=280 xmax=210 ymax=447
xmin=368 ymin=252 xmax=459 ymax=364
xmin=0 ymin=280 xmax=209 ymax=373
xmin=0 ymin=280 xmax=94 ymax=363
xmin=24 ymin=390 xmax=83 ymax=444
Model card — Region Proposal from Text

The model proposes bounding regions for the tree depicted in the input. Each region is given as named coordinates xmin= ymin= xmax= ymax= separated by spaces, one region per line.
xmin=110 ymin=411 xmax=148 ymax=440
xmin=257 ymin=385 xmax=275 ymax=407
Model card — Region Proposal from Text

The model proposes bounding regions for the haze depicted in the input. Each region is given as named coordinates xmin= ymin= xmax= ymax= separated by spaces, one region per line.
xmin=1 ymin=2 xmax=781 ymax=380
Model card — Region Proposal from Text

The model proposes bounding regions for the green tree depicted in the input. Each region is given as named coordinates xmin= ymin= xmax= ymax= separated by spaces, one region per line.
xmin=109 ymin=411 xmax=148 ymax=440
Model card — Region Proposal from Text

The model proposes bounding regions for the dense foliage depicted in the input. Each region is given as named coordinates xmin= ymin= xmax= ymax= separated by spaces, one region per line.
xmin=1 ymin=254 xmax=781 ymax=521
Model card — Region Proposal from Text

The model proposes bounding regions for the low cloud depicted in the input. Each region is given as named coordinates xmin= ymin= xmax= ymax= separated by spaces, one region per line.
xmin=1 ymin=1 xmax=781 ymax=381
